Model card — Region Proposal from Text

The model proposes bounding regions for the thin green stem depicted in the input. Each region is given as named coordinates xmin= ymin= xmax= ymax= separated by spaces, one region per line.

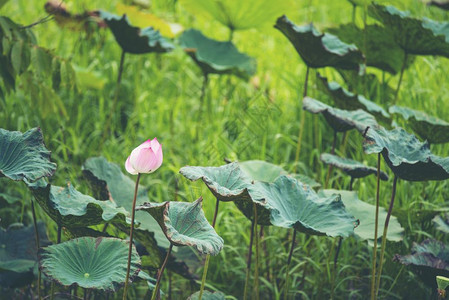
xmin=198 ymin=198 xmax=220 ymax=299
xmin=123 ymin=173 xmax=141 ymax=300
xmin=375 ymin=176 xmax=398 ymax=298
xmin=325 ymin=130 xmax=338 ymax=188
xmin=253 ymin=204 xmax=260 ymax=300
xmin=349 ymin=177 xmax=355 ymax=191
xmin=293 ymin=66 xmax=310 ymax=173
xmin=152 ymin=244 xmax=173 ymax=300
xmin=103 ymin=50 xmax=126 ymax=141
xmin=352 ymin=4 xmax=356 ymax=24
xmin=371 ymin=153 xmax=381 ymax=300
xmin=394 ymin=53 xmax=408 ymax=104
xmin=31 ymin=200 xmax=42 ymax=300
xmin=284 ymin=230 xmax=297 ymax=300
xmin=243 ymin=217 xmax=256 ymax=300
xmin=50 ymin=223 xmax=62 ymax=300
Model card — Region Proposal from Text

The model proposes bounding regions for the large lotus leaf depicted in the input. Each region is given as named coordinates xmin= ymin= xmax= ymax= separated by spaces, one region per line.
xmin=27 ymin=180 xmax=129 ymax=228
xmin=179 ymin=163 xmax=272 ymax=225
xmin=0 ymin=223 xmax=50 ymax=287
xmin=39 ymin=237 xmax=140 ymax=290
xmin=0 ymin=128 xmax=56 ymax=182
xmin=327 ymin=24 xmax=410 ymax=74
xmin=274 ymin=15 xmax=364 ymax=70
xmin=369 ymin=4 xmax=449 ymax=57
xmin=179 ymin=29 xmax=256 ymax=79
xmin=393 ymin=239 xmax=449 ymax=287
xmin=99 ymin=11 xmax=174 ymax=54
xmin=316 ymin=74 xmax=390 ymax=124
xmin=320 ymin=190 xmax=403 ymax=242
xmin=239 ymin=160 xmax=286 ymax=182
xmin=429 ymin=1 xmax=449 ymax=11
xmin=188 ymin=290 xmax=226 ymax=300
xmin=249 ymin=176 xmax=357 ymax=237
xmin=389 ymin=105 xmax=449 ymax=144
xmin=82 ymin=156 xmax=165 ymax=263
xmin=363 ymin=127 xmax=449 ymax=181
xmin=303 ymin=97 xmax=378 ymax=133
xmin=320 ymin=153 xmax=388 ymax=180
xmin=180 ymin=0 xmax=288 ymax=31
xmin=137 ymin=198 xmax=224 ymax=256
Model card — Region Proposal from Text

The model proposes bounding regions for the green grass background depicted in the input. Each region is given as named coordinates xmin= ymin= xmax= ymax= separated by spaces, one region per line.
xmin=2 ymin=0 xmax=449 ymax=298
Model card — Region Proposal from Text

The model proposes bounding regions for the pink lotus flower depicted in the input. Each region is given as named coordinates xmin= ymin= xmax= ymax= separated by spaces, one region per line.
xmin=125 ymin=138 xmax=163 ymax=175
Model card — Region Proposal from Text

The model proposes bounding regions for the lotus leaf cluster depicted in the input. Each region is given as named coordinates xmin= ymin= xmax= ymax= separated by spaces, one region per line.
xmin=363 ymin=126 xmax=449 ymax=181
xmin=389 ymin=105 xmax=449 ymax=144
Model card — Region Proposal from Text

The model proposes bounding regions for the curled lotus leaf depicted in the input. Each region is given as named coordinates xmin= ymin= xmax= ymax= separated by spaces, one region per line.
xmin=137 ymin=198 xmax=224 ymax=256
xmin=394 ymin=239 xmax=449 ymax=287
xmin=320 ymin=190 xmax=403 ymax=242
xmin=327 ymin=24 xmax=411 ymax=75
xmin=82 ymin=156 xmax=164 ymax=266
xmin=274 ymin=15 xmax=364 ymax=70
xmin=188 ymin=290 xmax=226 ymax=300
xmin=99 ymin=11 xmax=174 ymax=54
xmin=179 ymin=163 xmax=272 ymax=225
xmin=363 ymin=126 xmax=449 ymax=181
xmin=303 ymin=97 xmax=378 ymax=133
xmin=249 ymin=176 xmax=357 ymax=237
xmin=27 ymin=180 xmax=129 ymax=228
xmin=316 ymin=73 xmax=390 ymax=124
xmin=389 ymin=105 xmax=449 ymax=144
xmin=39 ymin=237 xmax=140 ymax=291
xmin=320 ymin=153 xmax=389 ymax=180
xmin=369 ymin=4 xmax=449 ymax=57
xmin=180 ymin=0 xmax=289 ymax=31
xmin=179 ymin=29 xmax=256 ymax=79
xmin=0 ymin=128 xmax=56 ymax=182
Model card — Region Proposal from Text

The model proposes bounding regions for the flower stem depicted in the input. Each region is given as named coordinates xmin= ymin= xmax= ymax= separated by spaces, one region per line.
xmin=325 ymin=130 xmax=338 ymax=188
xmin=394 ymin=53 xmax=408 ymax=104
xmin=253 ymin=204 xmax=260 ymax=300
xmin=293 ymin=65 xmax=310 ymax=173
xmin=123 ymin=173 xmax=141 ymax=300
xmin=284 ymin=229 xmax=297 ymax=300
xmin=243 ymin=216 xmax=256 ymax=300
xmin=198 ymin=198 xmax=220 ymax=299
xmin=152 ymin=244 xmax=173 ymax=300
xmin=375 ymin=176 xmax=398 ymax=298
xmin=370 ymin=153 xmax=381 ymax=300
xmin=31 ymin=200 xmax=42 ymax=300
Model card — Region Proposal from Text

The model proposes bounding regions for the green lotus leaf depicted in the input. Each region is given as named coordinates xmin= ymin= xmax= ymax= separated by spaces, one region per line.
xmin=27 ymin=180 xmax=129 ymax=228
xmin=82 ymin=156 xmax=165 ymax=265
xmin=274 ymin=15 xmax=364 ymax=70
xmin=393 ymin=239 xmax=449 ymax=288
xmin=369 ymin=4 xmax=449 ymax=57
xmin=316 ymin=74 xmax=390 ymax=123
xmin=0 ymin=128 xmax=56 ymax=182
xmin=303 ymin=97 xmax=378 ymax=133
xmin=437 ymin=275 xmax=449 ymax=293
xmin=179 ymin=163 xmax=272 ymax=225
xmin=0 ymin=223 xmax=50 ymax=287
xmin=320 ymin=153 xmax=388 ymax=180
xmin=137 ymin=198 xmax=224 ymax=256
xmin=239 ymin=160 xmax=287 ymax=182
xmin=188 ymin=290 xmax=226 ymax=300
xmin=320 ymin=190 xmax=403 ymax=242
xmin=363 ymin=126 xmax=449 ymax=181
xmin=429 ymin=1 xmax=449 ymax=11
xmin=99 ymin=11 xmax=174 ymax=54
xmin=389 ymin=105 xmax=449 ymax=144
xmin=291 ymin=174 xmax=321 ymax=189
xmin=433 ymin=213 xmax=449 ymax=233
xmin=180 ymin=0 xmax=288 ymax=31
xmin=249 ymin=176 xmax=356 ymax=237
xmin=327 ymin=24 xmax=411 ymax=74
xmin=179 ymin=29 xmax=256 ymax=79
xmin=39 ymin=237 xmax=140 ymax=290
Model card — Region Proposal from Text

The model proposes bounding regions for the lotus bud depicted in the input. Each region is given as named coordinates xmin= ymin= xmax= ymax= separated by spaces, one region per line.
xmin=125 ymin=138 xmax=163 ymax=175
